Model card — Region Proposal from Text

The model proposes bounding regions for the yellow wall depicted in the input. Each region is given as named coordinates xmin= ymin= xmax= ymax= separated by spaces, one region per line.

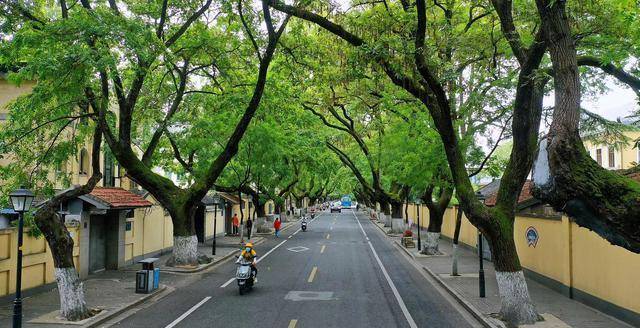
xmin=204 ymin=206 xmax=225 ymax=240
xmin=427 ymin=206 xmax=640 ymax=315
xmin=0 ymin=226 xmax=80 ymax=297
xmin=124 ymin=196 xmax=173 ymax=263
xmin=570 ymin=223 xmax=640 ymax=313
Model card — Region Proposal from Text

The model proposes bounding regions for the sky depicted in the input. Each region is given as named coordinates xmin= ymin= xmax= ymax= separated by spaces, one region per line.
xmin=580 ymin=83 xmax=638 ymax=121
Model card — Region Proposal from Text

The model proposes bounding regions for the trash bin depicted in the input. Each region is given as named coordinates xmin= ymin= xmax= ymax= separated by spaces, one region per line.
xmin=153 ymin=268 xmax=160 ymax=290
xmin=136 ymin=258 xmax=159 ymax=294
xmin=136 ymin=270 xmax=153 ymax=294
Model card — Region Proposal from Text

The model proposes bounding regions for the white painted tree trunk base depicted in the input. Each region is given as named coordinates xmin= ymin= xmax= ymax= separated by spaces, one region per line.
xmin=167 ymin=235 xmax=199 ymax=266
xmin=496 ymin=271 xmax=540 ymax=325
xmin=55 ymin=267 xmax=91 ymax=321
xmin=390 ymin=218 xmax=405 ymax=233
xmin=380 ymin=213 xmax=391 ymax=227
xmin=421 ymin=232 xmax=441 ymax=255
xmin=256 ymin=217 xmax=271 ymax=233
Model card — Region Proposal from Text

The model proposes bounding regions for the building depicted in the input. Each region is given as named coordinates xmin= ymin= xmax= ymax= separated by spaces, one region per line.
xmin=583 ymin=127 xmax=640 ymax=170
xmin=0 ymin=72 xmax=237 ymax=297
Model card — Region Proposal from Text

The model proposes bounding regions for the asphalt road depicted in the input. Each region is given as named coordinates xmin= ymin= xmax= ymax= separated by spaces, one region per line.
xmin=110 ymin=210 xmax=482 ymax=328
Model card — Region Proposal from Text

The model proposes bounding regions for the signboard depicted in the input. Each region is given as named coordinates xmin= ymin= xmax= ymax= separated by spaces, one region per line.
xmin=525 ymin=226 xmax=539 ymax=247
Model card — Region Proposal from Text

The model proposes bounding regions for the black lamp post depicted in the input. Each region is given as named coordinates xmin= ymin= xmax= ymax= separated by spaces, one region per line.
xmin=475 ymin=190 xmax=486 ymax=298
xmin=10 ymin=186 xmax=35 ymax=328
xmin=211 ymin=194 xmax=221 ymax=256
xmin=415 ymin=199 xmax=422 ymax=251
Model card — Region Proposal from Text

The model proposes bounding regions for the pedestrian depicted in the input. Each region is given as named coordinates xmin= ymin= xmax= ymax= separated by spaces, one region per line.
xmin=246 ymin=218 xmax=253 ymax=240
xmin=274 ymin=217 xmax=282 ymax=238
xmin=232 ymin=213 xmax=239 ymax=235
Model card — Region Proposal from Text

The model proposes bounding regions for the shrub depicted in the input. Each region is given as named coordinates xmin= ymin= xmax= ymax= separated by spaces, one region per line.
xmin=403 ymin=230 xmax=413 ymax=237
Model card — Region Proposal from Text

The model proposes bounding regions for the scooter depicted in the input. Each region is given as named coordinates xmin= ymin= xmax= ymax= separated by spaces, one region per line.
xmin=236 ymin=258 xmax=256 ymax=295
xmin=301 ymin=218 xmax=308 ymax=231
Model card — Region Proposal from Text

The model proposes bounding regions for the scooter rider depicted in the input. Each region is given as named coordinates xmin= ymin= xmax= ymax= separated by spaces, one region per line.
xmin=237 ymin=242 xmax=258 ymax=283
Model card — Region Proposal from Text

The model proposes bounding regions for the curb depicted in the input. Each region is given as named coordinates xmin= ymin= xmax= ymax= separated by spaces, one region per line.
xmin=86 ymin=285 xmax=169 ymax=328
xmin=391 ymin=235 xmax=499 ymax=328
xmin=364 ymin=211 xmax=499 ymax=328
xmin=254 ymin=219 xmax=300 ymax=236
xmin=160 ymin=249 xmax=239 ymax=274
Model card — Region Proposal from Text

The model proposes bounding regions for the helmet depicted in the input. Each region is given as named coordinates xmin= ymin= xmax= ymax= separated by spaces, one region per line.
xmin=245 ymin=242 xmax=253 ymax=248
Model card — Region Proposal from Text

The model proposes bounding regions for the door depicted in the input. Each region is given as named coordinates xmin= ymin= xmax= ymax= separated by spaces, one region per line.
xmin=225 ymin=204 xmax=232 ymax=234
xmin=89 ymin=216 xmax=106 ymax=273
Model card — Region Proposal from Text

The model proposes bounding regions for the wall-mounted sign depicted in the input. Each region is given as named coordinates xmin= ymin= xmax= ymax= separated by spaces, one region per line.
xmin=525 ymin=226 xmax=539 ymax=247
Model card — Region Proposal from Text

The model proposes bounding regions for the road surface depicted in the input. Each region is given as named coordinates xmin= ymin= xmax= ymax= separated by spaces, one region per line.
xmin=109 ymin=210 xmax=482 ymax=328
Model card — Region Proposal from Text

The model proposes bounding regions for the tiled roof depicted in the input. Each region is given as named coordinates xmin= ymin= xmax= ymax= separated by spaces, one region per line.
xmin=483 ymin=180 xmax=535 ymax=207
xmin=84 ymin=187 xmax=152 ymax=209
xmin=218 ymin=192 xmax=240 ymax=204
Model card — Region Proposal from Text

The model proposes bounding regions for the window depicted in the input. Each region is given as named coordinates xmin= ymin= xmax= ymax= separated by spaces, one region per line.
xmin=125 ymin=221 xmax=132 ymax=231
xmin=596 ymin=148 xmax=602 ymax=166
xmin=103 ymin=151 xmax=115 ymax=187
xmin=79 ymin=148 xmax=89 ymax=174
xmin=608 ymin=148 xmax=615 ymax=168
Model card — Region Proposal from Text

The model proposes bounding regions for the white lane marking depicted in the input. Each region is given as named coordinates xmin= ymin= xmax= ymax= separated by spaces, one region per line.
xmin=164 ymin=296 xmax=211 ymax=328
xmin=220 ymin=238 xmax=288 ymax=288
xmin=220 ymin=277 xmax=236 ymax=288
xmin=351 ymin=210 xmax=418 ymax=328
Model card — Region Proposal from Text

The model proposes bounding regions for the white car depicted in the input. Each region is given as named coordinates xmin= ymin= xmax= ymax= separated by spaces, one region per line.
xmin=330 ymin=202 xmax=342 ymax=213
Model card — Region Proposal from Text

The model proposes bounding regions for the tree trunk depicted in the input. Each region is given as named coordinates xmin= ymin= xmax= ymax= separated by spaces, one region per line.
xmin=36 ymin=208 xmax=92 ymax=321
xmin=484 ymin=211 xmax=539 ymax=325
xmin=165 ymin=205 xmax=200 ymax=266
xmin=421 ymin=208 xmax=444 ymax=255
xmin=390 ymin=201 xmax=404 ymax=233
xmin=532 ymin=0 xmax=640 ymax=254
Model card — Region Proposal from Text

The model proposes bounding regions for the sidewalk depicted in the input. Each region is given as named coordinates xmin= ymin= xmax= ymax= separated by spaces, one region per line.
xmin=370 ymin=218 xmax=633 ymax=328
xmin=0 ymin=233 xmax=267 ymax=327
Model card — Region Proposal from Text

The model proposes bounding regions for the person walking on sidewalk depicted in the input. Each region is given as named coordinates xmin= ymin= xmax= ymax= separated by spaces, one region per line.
xmin=246 ymin=218 xmax=253 ymax=240
xmin=232 ymin=213 xmax=239 ymax=235
xmin=274 ymin=217 xmax=282 ymax=238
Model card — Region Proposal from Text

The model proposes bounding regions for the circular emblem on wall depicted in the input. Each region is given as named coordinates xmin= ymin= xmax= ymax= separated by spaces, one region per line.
xmin=525 ymin=226 xmax=539 ymax=247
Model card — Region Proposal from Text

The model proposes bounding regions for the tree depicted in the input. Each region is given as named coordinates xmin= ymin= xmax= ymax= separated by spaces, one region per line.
xmin=2 ymin=0 xmax=291 ymax=266
xmin=0 ymin=70 xmax=103 ymax=319
xmin=267 ymin=0 xmax=543 ymax=324
xmin=531 ymin=0 xmax=640 ymax=254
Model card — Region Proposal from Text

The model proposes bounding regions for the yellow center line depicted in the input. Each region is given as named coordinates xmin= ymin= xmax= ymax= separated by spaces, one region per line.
xmin=288 ymin=319 xmax=298 ymax=328
xmin=320 ymin=245 xmax=326 ymax=253
xmin=308 ymin=266 xmax=318 ymax=283
xmin=326 ymin=233 xmax=331 ymax=239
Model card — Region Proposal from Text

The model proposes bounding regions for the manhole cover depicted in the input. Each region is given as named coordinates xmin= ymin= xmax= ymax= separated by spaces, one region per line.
xmin=285 ymin=291 xmax=336 ymax=301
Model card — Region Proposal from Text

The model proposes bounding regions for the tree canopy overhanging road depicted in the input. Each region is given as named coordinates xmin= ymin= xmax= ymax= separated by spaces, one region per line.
xmin=1 ymin=0 xmax=639 ymax=326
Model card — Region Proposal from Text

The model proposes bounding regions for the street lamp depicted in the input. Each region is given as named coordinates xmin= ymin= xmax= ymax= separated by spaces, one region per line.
xmin=211 ymin=194 xmax=222 ymax=256
xmin=10 ymin=186 xmax=35 ymax=328
xmin=475 ymin=190 xmax=486 ymax=298
xmin=415 ymin=198 xmax=422 ymax=252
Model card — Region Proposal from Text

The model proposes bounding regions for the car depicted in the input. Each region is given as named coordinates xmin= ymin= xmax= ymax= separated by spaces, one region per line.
xmin=330 ymin=202 xmax=342 ymax=213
